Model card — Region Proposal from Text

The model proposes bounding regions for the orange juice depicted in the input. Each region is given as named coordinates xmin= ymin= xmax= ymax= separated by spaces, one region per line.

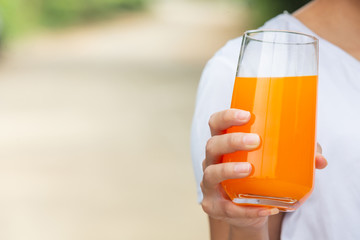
xmin=221 ymin=76 xmax=317 ymax=211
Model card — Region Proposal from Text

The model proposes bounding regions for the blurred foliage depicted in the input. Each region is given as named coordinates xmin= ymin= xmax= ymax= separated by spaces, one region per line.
xmin=242 ymin=0 xmax=310 ymax=27
xmin=0 ymin=0 xmax=146 ymax=40
xmin=40 ymin=0 xmax=145 ymax=26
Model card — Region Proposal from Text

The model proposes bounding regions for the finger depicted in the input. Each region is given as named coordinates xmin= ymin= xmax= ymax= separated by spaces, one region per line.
xmin=202 ymin=162 xmax=252 ymax=190
xmin=315 ymin=154 xmax=328 ymax=169
xmin=204 ymin=133 xmax=260 ymax=168
xmin=209 ymin=109 xmax=251 ymax=136
xmin=221 ymin=200 xmax=279 ymax=219
xmin=316 ymin=143 xmax=322 ymax=154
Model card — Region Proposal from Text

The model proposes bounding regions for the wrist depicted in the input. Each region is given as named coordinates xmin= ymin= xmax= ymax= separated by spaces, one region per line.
xmin=229 ymin=223 xmax=269 ymax=240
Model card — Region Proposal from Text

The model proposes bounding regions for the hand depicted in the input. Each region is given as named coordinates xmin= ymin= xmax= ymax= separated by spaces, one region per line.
xmin=200 ymin=109 xmax=327 ymax=231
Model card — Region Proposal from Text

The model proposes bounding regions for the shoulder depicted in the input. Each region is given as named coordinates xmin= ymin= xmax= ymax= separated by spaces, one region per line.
xmin=198 ymin=36 xmax=242 ymax=95
xmin=204 ymin=13 xmax=293 ymax=73
xmin=211 ymin=37 xmax=242 ymax=66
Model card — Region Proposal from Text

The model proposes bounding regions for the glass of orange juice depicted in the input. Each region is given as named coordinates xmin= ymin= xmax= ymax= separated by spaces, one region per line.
xmin=221 ymin=30 xmax=319 ymax=212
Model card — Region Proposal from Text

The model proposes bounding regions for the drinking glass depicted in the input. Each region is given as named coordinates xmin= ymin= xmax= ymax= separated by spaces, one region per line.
xmin=221 ymin=30 xmax=319 ymax=212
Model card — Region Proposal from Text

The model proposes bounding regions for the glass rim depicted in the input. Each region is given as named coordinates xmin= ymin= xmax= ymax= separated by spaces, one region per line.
xmin=244 ymin=29 xmax=318 ymax=45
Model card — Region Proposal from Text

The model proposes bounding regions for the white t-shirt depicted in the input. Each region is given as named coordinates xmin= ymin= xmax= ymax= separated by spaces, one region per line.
xmin=191 ymin=13 xmax=360 ymax=239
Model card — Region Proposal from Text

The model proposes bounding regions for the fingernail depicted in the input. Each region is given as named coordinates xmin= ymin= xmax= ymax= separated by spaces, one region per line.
xmin=318 ymin=155 xmax=326 ymax=162
xmin=236 ymin=110 xmax=250 ymax=120
xmin=316 ymin=154 xmax=328 ymax=168
xmin=269 ymin=208 xmax=280 ymax=215
xmin=243 ymin=134 xmax=260 ymax=146
xmin=258 ymin=208 xmax=279 ymax=217
xmin=234 ymin=163 xmax=251 ymax=173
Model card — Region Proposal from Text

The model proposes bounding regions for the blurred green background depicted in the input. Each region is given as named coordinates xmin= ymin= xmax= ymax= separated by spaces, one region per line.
xmin=244 ymin=0 xmax=310 ymax=26
xmin=0 ymin=0 xmax=309 ymax=40
xmin=0 ymin=0 xmax=146 ymax=39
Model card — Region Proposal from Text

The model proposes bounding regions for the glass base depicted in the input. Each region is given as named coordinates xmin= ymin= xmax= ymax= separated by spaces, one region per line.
xmin=232 ymin=194 xmax=299 ymax=212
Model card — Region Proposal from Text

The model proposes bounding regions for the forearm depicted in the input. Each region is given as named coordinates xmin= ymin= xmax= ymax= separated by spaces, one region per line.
xmin=209 ymin=215 xmax=273 ymax=240
xmin=229 ymin=224 xmax=269 ymax=240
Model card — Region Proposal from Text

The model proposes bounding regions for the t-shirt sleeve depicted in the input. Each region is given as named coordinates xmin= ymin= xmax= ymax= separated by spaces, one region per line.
xmin=190 ymin=52 xmax=238 ymax=203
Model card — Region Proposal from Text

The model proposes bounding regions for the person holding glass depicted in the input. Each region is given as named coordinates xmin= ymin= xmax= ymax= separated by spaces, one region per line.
xmin=191 ymin=0 xmax=360 ymax=239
